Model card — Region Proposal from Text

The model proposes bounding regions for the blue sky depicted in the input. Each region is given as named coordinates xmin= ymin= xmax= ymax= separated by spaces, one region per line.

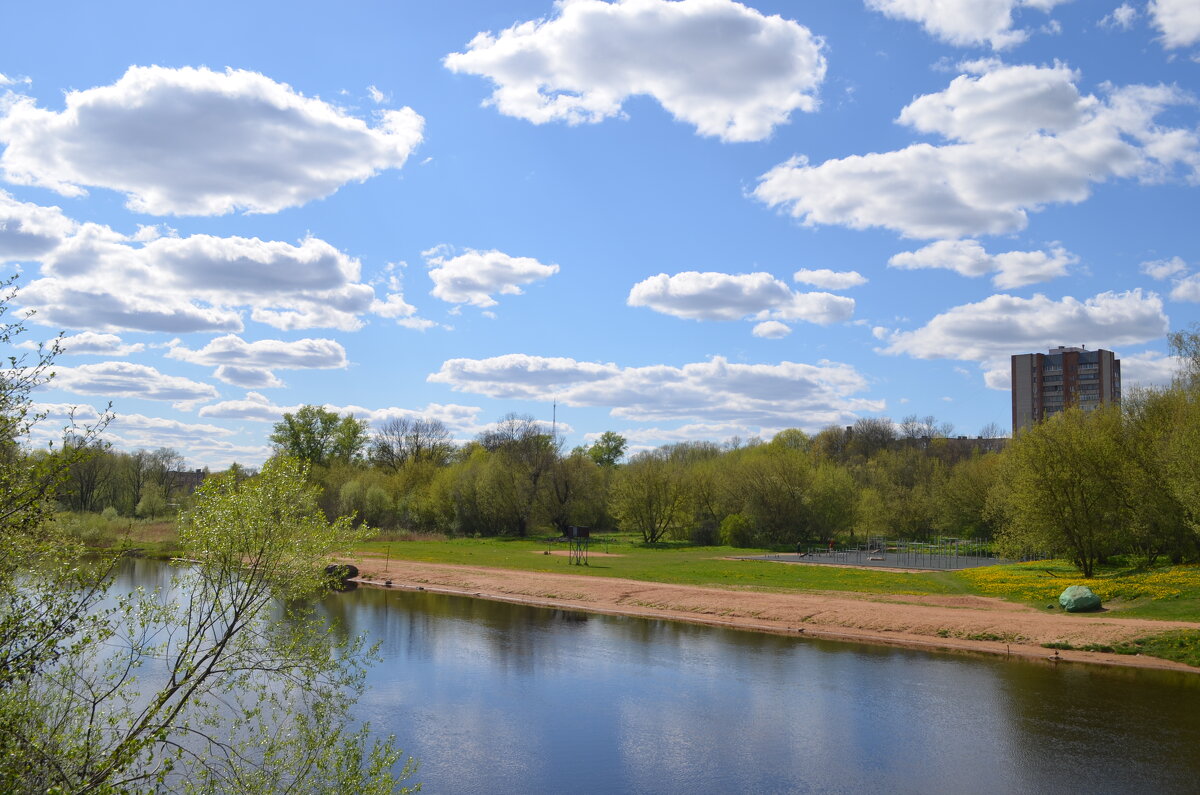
xmin=2 ymin=0 xmax=1198 ymax=467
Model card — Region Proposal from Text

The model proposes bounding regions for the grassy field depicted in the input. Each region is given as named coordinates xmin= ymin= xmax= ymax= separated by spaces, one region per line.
xmin=357 ymin=534 xmax=966 ymax=595
xmin=358 ymin=534 xmax=1200 ymax=617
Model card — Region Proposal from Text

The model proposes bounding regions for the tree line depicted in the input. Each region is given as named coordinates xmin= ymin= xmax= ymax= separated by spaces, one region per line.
xmin=255 ymin=352 xmax=1199 ymax=574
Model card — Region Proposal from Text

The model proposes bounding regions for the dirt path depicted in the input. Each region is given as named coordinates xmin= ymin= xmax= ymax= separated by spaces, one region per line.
xmin=344 ymin=557 xmax=1200 ymax=673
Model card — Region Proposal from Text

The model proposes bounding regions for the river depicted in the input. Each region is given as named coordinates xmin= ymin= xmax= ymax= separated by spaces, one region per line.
xmin=117 ymin=559 xmax=1200 ymax=794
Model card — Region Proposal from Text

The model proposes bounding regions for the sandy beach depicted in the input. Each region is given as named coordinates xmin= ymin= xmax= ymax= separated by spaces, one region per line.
xmin=345 ymin=556 xmax=1200 ymax=673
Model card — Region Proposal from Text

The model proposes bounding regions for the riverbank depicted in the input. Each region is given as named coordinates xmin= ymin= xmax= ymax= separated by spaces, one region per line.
xmin=344 ymin=556 xmax=1200 ymax=673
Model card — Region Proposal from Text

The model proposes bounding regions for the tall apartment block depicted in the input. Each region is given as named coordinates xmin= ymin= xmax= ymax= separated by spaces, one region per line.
xmin=1011 ymin=346 xmax=1121 ymax=433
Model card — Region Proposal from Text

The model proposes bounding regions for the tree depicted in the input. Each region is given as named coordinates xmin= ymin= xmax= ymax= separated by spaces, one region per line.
xmin=0 ymin=457 xmax=416 ymax=793
xmin=587 ymin=431 xmax=627 ymax=468
xmin=610 ymin=449 xmax=689 ymax=543
xmin=1 ymin=279 xmax=113 ymax=698
xmin=370 ymin=416 xmax=452 ymax=470
xmin=476 ymin=414 xmax=555 ymax=536
xmin=271 ymin=405 xmax=370 ymax=469
xmin=992 ymin=406 xmax=1129 ymax=576
xmin=0 ymin=285 xmax=413 ymax=792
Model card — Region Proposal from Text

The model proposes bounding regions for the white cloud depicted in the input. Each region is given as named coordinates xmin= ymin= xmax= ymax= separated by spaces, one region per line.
xmin=0 ymin=190 xmax=77 ymax=261
xmin=1141 ymin=255 xmax=1188 ymax=280
xmin=444 ymin=0 xmax=826 ymax=142
xmin=17 ymin=222 xmax=401 ymax=332
xmin=1120 ymin=350 xmax=1182 ymax=387
xmin=607 ymin=421 xmax=785 ymax=447
xmin=752 ymin=320 xmax=792 ymax=338
xmin=1170 ymin=273 xmax=1200 ymax=302
xmin=0 ymin=65 xmax=424 ymax=215
xmin=429 ymin=353 xmax=883 ymax=425
xmin=167 ymin=334 xmax=347 ymax=389
xmin=31 ymin=402 xmax=274 ymax=468
xmin=889 ymin=239 xmax=1076 ymax=287
xmin=627 ymin=271 xmax=854 ymax=327
xmin=425 ymin=247 xmax=559 ymax=308
xmin=197 ymin=390 xmax=483 ymax=433
xmin=792 ymin=268 xmax=867 ymax=290
xmin=865 ymin=0 xmax=1068 ymax=49
xmin=367 ymin=85 xmax=387 ymax=104
xmin=167 ymin=334 xmax=348 ymax=370
xmin=213 ymin=366 xmax=286 ymax=389
xmin=1150 ymin=0 xmax=1200 ymax=48
xmin=1101 ymin=4 xmax=1138 ymax=30
xmin=753 ymin=63 xmax=1200 ymax=239
xmin=17 ymin=331 xmax=146 ymax=357
xmin=880 ymin=289 xmax=1168 ymax=363
xmin=48 ymin=361 xmax=220 ymax=409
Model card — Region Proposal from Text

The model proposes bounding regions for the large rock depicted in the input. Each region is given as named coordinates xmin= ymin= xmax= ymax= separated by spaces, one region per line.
xmin=1059 ymin=585 xmax=1101 ymax=613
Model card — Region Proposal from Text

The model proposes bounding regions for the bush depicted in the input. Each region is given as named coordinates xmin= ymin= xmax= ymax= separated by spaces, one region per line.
xmin=720 ymin=513 xmax=757 ymax=547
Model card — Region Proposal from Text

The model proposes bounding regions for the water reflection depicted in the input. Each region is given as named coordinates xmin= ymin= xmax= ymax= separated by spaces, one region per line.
xmin=317 ymin=584 xmax=1200 ymax=795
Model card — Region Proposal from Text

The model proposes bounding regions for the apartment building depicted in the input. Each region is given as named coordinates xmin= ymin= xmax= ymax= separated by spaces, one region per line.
xmin=1011 ymin=346 xmax=1121 ymax=433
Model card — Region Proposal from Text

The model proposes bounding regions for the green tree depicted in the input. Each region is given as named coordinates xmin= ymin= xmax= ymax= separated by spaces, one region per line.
xmin=271 ymin=405 xmax=370 ymax=468
xmin=1 ymin=457 xmax=416 ymax=793
xmin=992 ymin=406 xmax=1130 ymax=576
xmin=0 ymin=285 xmax=414 ymax=792
xmin=610 ymin=449 xmax=689 ymax=543
xmin=587 ymin=431 xmax=627 ymax=468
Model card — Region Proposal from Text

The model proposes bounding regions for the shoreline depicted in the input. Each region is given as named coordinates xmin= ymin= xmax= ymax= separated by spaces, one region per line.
xmin=344 ymin=557 xmax=1200 ymax=674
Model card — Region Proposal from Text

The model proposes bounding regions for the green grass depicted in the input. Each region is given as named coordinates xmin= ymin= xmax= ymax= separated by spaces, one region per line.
xmin=359 ymin=534 xmax=959 ymax=595
xmin=957 ymin=559 xmax=1200 ymax=622
xmin=1042 ymin=631 xmax=1200 ymax=666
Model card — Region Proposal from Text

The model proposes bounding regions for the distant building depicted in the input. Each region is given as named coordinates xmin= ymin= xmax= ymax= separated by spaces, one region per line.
xmin=1011 ymin=346 xmax=1121 ymax=433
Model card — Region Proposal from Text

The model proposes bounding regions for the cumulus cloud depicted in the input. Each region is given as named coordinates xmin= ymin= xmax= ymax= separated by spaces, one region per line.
xmin=1150 ymin=0 xmax=1200 ymax=48
xmin=167 ymin=334 xmax=348 ymax=369
xmin=627 ymin=271 xmax=854 ymax=328
xmin=879 ymin=289 xmax=1168 ymax=363
xmin=30 ymin=402 xmax=273 ymax=467
xmin=753 ymin=320 xmax=791 ymax=338
xmin=166 ymin=334 xmax=348 ymax=389
xmin=1139 ymin=256 xmax=1200 ymax=302
xmin=425 ymin=247 xmax=559 ymax=308
xmin=865 ymin=0 xmax=1068 ymax=49
xmin=48 ymin=361 xmax=220 ymax=409
xmin=753 ymin=62 xmax=1200 ymax=239
xmin=1170 ymin=273 xmax=1200 ymax=302
xmin=212 ymin=366 xmax=285 ymax=389
xmin=603 ymin=421 xmax=783 ymax=448
xmin=16 ymin=331 xmax=146 ymax=357
xmin=197 ymin=390 xmax=483 ymax=433
xmin=429 ymin=353 xmax=882 ymax=426
xmin=444 ymin=0 xmax=826 ymax=142
xmin=0 ymin=190 xmax=76 ymax=261
xmin=889 ymin=239 xmax=1076 ymax=287
xmin=0 ymin=65 xmax=424 ymax=215
xmin=792 ymin=268 xmax=867 ymax=290
xmin=1120 ymin=350 xmax=1182 ymax=387
xmin=1101 ymin=4 xmax=1138 ymax=30
xmin=17 ymin=221 xmax=400 ymax=332
xmin=1141 ymin=255 xmax=1188 ymax=280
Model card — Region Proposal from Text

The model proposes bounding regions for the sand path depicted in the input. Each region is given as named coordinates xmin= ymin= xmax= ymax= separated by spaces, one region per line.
xmin=344 ymin=557 xmax=1200 ymax=673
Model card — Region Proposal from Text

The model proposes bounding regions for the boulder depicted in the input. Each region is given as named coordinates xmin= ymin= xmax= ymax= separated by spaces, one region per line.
xmin=1059 ymin=585 xmax=1101 ymax=613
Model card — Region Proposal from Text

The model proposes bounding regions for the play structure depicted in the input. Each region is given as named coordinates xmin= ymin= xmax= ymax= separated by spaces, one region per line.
xmin=741 ymin=537 xmax=1005 ymax=571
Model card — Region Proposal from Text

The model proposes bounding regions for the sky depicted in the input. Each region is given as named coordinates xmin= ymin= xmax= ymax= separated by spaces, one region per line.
xmin=2 ymin=0 xmax=1199 ymax=469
